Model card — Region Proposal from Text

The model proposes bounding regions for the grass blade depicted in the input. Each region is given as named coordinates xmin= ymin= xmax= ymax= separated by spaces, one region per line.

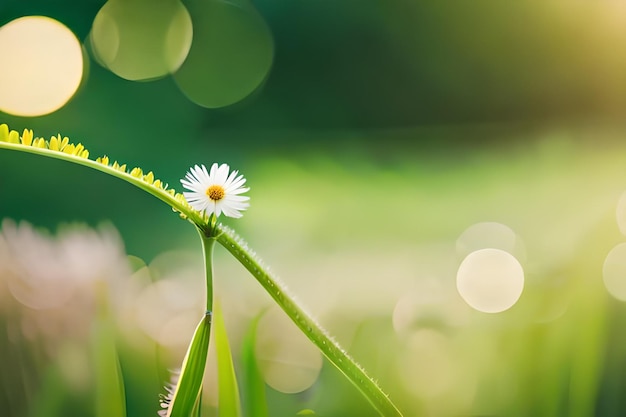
xmin=240 ymin=314 xmax=268 ymax=417
xmin=168 ymin=313 xmax=211 ymax=417
xmin=214 ymin=302 xmax=242 ymax=417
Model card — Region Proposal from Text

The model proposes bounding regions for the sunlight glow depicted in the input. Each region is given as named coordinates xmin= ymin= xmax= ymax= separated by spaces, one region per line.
xmin=456 ymin=248 xmax=524 ymax=313
xmin=0 ymin=16 xmax=84 ymax=116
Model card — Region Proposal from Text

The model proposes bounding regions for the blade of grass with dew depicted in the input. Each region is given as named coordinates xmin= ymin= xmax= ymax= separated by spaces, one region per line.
xmin=214 ymin=302 xmax=243 ymax=417
xmin=215 ymin=226 xmax=404 ymax=417
xmin=168 ymin=313 xmax=211 ymax=417
xmin=240 ymin=313 xmax=268 ymax=417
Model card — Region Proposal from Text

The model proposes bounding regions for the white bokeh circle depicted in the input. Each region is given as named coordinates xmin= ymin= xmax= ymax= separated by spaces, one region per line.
xmin=457 ymin=248 xmax=524 ymax=313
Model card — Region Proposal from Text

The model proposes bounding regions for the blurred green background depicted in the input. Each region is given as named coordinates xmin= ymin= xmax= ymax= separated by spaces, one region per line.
xmin=3 ymin=1 xmax=626 ymax=416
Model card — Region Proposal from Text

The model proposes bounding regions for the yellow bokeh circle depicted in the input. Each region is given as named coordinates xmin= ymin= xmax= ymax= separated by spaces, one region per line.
xmin=0 ymin=16 xmax=84 ymax=116
xmin=90 ymin=0 xmax=192 ymax=81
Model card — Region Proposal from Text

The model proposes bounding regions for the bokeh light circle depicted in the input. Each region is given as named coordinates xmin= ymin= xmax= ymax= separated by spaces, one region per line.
xmin=174 ymin=0 xmax=274 ymax=108
xmin=456 ymin=248 xmax=524 ymax=313
xmin=0 ymin=16 xmax=84 ymax=116
xmin=90 ymin=0 xmax=192 ymax=81
xmin=603 ymin=243 xmax=626 ymax=301
xmin=255 ymin=307 xmax=322 ymax=393
xmin=456 ymin=222 xmax=526 ymax=262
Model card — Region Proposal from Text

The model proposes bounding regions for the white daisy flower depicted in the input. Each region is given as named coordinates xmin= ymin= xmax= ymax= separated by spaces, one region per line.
xmin=180 ymin=163 xmax=250 ymax=218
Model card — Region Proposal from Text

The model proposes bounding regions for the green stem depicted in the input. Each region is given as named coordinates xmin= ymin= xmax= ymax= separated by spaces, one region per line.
xmin=214 ymin=225 xmax=403 ymax=417
xmin=200 ymin=231 xmax=216 ymax=313
xmin=167 ymin=232 xmax=215 ymax=417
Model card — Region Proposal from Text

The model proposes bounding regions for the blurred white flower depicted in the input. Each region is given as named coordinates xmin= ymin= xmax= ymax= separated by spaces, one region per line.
xmin=0 ymin=219 xmax=131 ymax=350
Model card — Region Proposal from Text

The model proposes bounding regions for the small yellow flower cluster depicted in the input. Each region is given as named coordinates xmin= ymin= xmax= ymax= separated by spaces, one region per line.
xmin=0 ymin=124 xmax=194 ymax=219
xmin=0 ymin=124 xmax=89 ymax=158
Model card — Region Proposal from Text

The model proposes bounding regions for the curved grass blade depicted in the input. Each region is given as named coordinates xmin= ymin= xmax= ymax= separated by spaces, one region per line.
xmin=214 ymin=302 xmax=242 ymax=417
xmin=240 ymin=313 xmax=268 ymax=417
xmin=167 ymin=313 xmax=211 ymax=417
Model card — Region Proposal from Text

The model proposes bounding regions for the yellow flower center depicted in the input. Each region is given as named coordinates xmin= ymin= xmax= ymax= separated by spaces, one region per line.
xmin=206 ymin=185 xmax=225 ymax=201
